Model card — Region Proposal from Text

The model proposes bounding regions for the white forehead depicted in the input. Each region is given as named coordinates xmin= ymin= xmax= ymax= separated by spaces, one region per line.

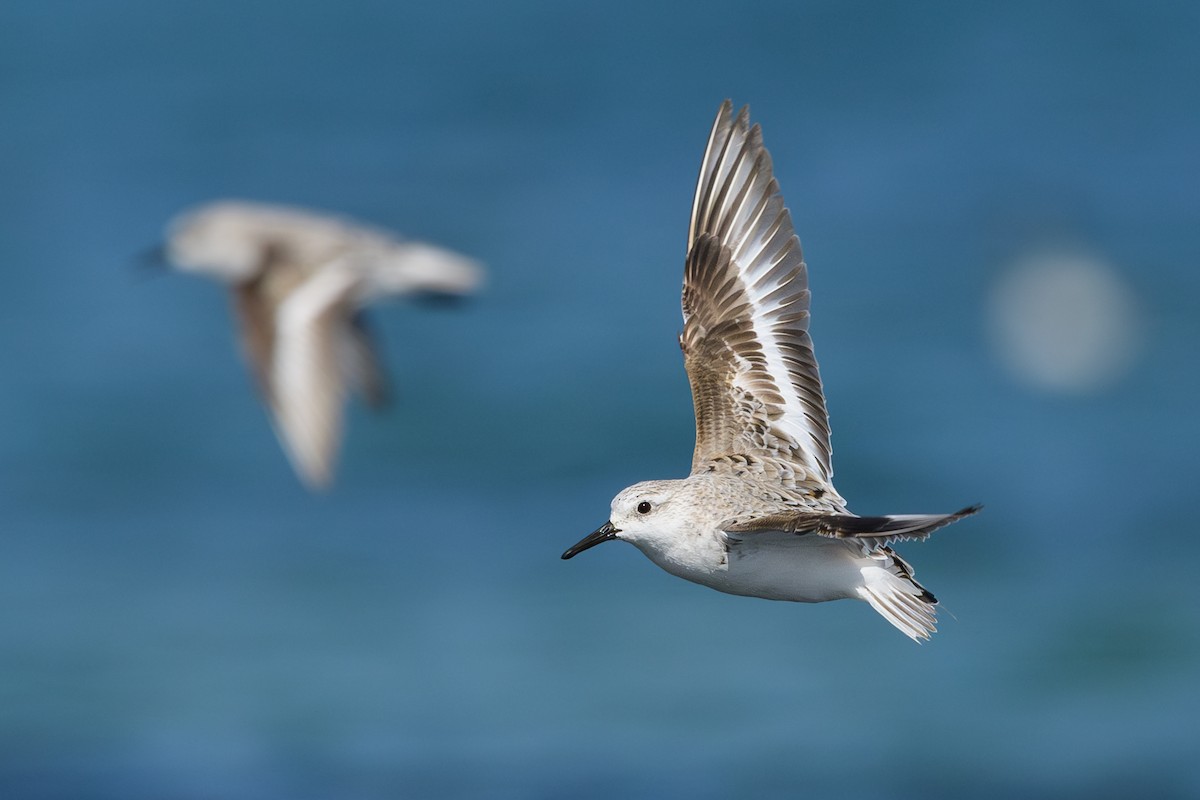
xmin=165 ymin=203 xmax=271 ymax=280
xmin=612 ymin=480 xmax=676 ymax=508
xmin=169 ymin=201 xmax=278 ymax=241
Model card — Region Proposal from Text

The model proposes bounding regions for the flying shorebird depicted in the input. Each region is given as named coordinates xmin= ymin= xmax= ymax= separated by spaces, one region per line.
xmin=562 ymin=102 xmax=979 ymax=641
xmin=163 ymin=200 xmax=484 ymax=489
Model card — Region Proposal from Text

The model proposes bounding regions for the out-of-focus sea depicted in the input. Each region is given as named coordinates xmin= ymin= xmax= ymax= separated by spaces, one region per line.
xmin=2 ymin=2 xmax=1197 ymax=798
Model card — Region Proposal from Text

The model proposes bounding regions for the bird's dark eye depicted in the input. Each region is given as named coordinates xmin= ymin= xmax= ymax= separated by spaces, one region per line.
xmin=637 ymin=501 xmax=652 ymax=514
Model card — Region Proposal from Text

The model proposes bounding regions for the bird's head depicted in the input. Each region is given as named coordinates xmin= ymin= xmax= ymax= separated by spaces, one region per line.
xmin=165 ymin=202 xmax=274 ymax=282
xmin=562 ymin=479 xmax=687 ymax=560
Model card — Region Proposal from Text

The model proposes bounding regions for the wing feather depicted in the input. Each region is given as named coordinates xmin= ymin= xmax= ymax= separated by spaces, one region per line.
xmin=682 ymin=101 xmax=834 ymax=489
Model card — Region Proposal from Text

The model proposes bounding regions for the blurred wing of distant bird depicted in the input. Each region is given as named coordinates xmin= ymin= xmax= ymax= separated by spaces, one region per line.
xmin=681 ymin=101 xmax=835 ymax=489
xmin=231 ymin=278 xmax=276 ymax=402
xmin=342 ymin=312 xmax=390 ymax=409
xmin=270 ymin=266 xmax=363 ymax=490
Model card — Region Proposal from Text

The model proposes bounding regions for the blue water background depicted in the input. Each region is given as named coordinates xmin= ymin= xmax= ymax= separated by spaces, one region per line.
xmin=2 ymin=1 xmax=1198 ymax=798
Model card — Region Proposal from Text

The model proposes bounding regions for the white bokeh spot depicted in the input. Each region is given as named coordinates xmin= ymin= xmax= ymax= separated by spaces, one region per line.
xmin=988 ymin=249 xmax=1142 ymax=393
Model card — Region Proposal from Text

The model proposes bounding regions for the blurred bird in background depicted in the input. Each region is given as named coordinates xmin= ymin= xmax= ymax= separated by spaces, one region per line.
xmin=157 ymin=200 xmax=484 ymax=489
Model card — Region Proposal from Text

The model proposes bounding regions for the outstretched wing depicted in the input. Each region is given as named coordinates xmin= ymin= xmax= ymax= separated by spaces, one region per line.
xmin=682 ymin=101 xmax=833 ymax=488
xmin=725 ymin=505 xmax=982 ymax=546
xmin=270 ymin=266 xmax=362 ymax=490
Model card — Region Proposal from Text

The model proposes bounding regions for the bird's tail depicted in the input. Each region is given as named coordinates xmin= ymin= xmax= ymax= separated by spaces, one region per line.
xmin=383 ymin=243 xmax=485 ymax=296
xmin=856 ymin=548 xmax=938 ymax=642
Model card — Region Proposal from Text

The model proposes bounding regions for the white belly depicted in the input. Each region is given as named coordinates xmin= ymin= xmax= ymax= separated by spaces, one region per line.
xmin=642 ymin=530 xmax=867 ymax=603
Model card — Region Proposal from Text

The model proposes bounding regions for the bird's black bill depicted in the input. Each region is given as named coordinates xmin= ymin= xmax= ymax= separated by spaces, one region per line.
xmin=561 ymin=521 xmax=619 ymax=560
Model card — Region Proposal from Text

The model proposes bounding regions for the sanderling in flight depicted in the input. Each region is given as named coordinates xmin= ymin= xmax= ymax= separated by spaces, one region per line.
xmin=161 ymin=200 xmax=484 ymax=489
xmin=562 ymin=102 xmax=979 ymax=641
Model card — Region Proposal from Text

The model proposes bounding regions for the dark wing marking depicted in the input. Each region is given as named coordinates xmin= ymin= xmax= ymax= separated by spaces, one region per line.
xmin=725 ymin=504 xmax=982 ymax=545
